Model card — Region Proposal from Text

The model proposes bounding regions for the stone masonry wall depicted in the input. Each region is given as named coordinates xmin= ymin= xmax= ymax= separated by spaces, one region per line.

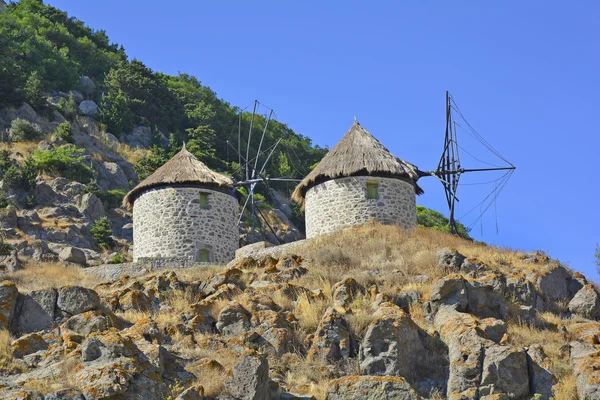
xmin=304 ymin=176 xmax=417 ymax=238
xmin=132 ymin=186 xmax=238 ymax=263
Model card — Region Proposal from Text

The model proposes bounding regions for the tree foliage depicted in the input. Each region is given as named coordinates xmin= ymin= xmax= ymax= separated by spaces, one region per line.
xmin=0 ymin=0 xmax=124 ymax=105
xmin=416 ymin=205 xmax=472 ymax=240
xmin=90 ymin=216 xmax=114 ymax=248
xmin=32 ymin=144 xmax=93 ymax=183
xmin=1 ymin=0 xmax=327 ymax=200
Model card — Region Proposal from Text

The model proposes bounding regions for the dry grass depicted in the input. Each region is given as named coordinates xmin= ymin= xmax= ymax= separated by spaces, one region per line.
xmin=189 ymin=364 xmax=226 ymax=397
xmin=272 ymin=354 xmax=330 ymax=399
xmin=3 ymin=261 xmax=93 ymax=292
xmin=345 ymin=295 xmax=377 ymax=338
xmin=21 ymin=356 xmax=81 ymax=394
xmin=115 ymin=142 xmax=147 ymax=165
xmin=1 ymin=141 xmax=39 ymax=160
xmin=295 ymin=293 xmax=330 ymax=331
xmin=553 ymin=373 xmax=579 ymax=400
xmin=506 ymin=320 xmax=572 ymax=381
xmin=174 ymin=264 xmax=225 ymax=283
xmin=115 ymin=309 xmax=151 ymax=325
xmin=0 ymin=330 xmax=21 ymax=374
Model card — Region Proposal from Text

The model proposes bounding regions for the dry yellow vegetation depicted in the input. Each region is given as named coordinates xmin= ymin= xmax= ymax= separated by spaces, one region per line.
xmin=0 ymin=223 xmax=590 ymax=399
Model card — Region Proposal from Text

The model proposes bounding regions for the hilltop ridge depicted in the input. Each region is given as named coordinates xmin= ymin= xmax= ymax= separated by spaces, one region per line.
xmin=0 ymin=224 xmax=597 ymax=399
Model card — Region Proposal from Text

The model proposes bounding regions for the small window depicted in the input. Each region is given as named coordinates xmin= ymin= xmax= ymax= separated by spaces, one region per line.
xmin=199 ymin=193 xmax=209 ymax=209
xmin=367 ymin=182 xmax=379 ymax=199
xmin=198 ymin=249 xmax=210 ymax=262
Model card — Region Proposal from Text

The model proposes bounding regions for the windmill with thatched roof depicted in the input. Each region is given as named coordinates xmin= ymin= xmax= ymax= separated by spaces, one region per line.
xmin=292 ymin=120 xmax=423 ymax=238
xmin=124 ymin=144 xmax=239 ymax=264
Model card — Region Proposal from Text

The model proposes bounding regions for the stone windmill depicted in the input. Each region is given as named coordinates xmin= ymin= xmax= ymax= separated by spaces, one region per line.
xmin=292 ymin=92 xmax=515 ymax=238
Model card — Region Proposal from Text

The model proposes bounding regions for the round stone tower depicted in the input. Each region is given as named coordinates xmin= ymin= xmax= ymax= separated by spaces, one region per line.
xmin=124 ymin=145 xmax=238 ymax=263
xmin=292 ymin=120 xmax=423 ymax=238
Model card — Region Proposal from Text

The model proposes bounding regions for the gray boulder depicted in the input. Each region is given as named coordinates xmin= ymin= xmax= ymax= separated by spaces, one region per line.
xmin=59 ymin=246 xmax=87 ymax=265
xmin=34 ymin=182 xmax=58 ymax=206
xmin=536 ymin=266 xmax=572 ymax=302
xmin=325 ymin=376 xmax=420 ymax=400
xmin=78 ymin=193 xmax=105 ymax=221
xmin=479 ymin=345 xmax=529 ymax=398
xmin=216 ymin=302 xmax=251 ymax=337
xmin=57 ymin=286 xmax=99 ymax=315
xmin=466 ymin=279 xmax=508 ymax=319
xmin=506 ymin=275 xmax=537 ymax=307
xmin=78 ymin=100 xmax=98 ymax=116
xmin=61 ymin=310 xmax=120 ymax=337
xmin=568 ymin=284 xmax=600 ymax=320
xmin=394 ymin=291 xmax=421 ymax=310
xmin=359 ymin=304 xmax=426 ymax=377
xmin=428 ymin=274 xmax=468 ymax=314
xmin=103 ymin=161 xmax=129 ymax=189
xmin=527 ymin=344 xmax=557 ymax=399
xmin=436 ymin=248 xmax=465 ymax=271
xmin=15 ymin=288 xmax=58 ymax=333
xmin=307 ymin=307 xmax=355 ymax=362
xmin=225 ymin=351 xmax=269 ymax=400
xmin=79 ymin=76 xmax=95 ymax=96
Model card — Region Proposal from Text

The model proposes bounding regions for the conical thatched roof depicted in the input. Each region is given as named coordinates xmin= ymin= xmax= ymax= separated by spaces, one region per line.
xmin=292 ymin=120 xmax=422 ymax=202
xmin=124 ymin=144 xmax=234 ymax=207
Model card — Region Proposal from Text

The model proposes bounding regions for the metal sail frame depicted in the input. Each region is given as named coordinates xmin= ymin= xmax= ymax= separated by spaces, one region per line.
xmin=232 ymin=100 xmax=301 ymax=243
xmin=420 ymin=91 xmax=516 ymax=233
xmin=232 ymin=93 xmax=515 ymax=239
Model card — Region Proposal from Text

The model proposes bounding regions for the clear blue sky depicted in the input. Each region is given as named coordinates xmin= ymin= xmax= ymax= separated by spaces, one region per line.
xmin=46 ymin=0 xmax=600 ymax=279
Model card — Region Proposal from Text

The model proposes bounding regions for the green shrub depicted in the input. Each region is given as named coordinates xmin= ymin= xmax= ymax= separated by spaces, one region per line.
xmin=2 ymin=165 xmax=21 ymax=188
xmin=111 ymin=253 xmax=125 ymax=264
xmin=0 ymin=239 xmax=12 ymax=257
xmin=54 ymin=122 xmax=72 ymax=142
xmin=21 ymin=158 xmax=38 ymax=191
xmin=83 ymin=179 xmax=100 ymax=195
xmin=416 ymin=205 xmax=472 ymax=240
xmin=90 ymin=217 xmax=114 ymax=248
xmin=32 ymin=144 xmax=93 ymax=183
xmin=0 ymin=192 xmax=8 ymax=209
xmin=24 ymin=193 xmax=36 ymax=209
xmin=9 ymin=118 xmax=42 ymax=141
xmin=23 ymin=71 xmax=47 ymax=113
xmin=57 ymin=93 xmax=77 ymax=120
xmin=0 ymin=150 xmax=11 ymax=173
xmin=98 ymin=189 xmax=126 ymax=209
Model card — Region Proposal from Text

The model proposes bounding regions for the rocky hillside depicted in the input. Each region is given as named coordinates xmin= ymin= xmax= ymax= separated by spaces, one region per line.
xmin=0 ymin=94 xmax=305 ymax=269
xmin=0 ymin=224 xmax=598 ymax=399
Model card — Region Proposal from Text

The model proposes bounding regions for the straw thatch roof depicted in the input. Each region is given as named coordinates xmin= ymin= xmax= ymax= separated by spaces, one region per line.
xmin=292 ymin=120 xmax=422 ymax=202
xmin=123 ymin=144 xmax=234 ymax=207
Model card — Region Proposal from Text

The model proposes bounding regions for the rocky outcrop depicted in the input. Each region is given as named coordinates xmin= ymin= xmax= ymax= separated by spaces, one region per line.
xmin=225 ymin=351 xmax=270 ymax=400
xmin=569 ymin=322 xmax=600 ymax=399
xmin=308 ymin=307 xmax=355 ymax=362
xmin=359 ymin=303 xmax=426 ymax=378
xmin=0 ymin=281 xmax=18 ymax=330
xmin=326 ymin=376 xmax=421 ymax=400
xmin=58 ymin=246 xmax=87 ymax=265
xmin=57 ymin=286 xmax=99 ymax=315
xmin=569 ymin=284 xmax=600 ymax=320
xmin=77 ymin=193 xmax=105 ymax=222
xmin=78 ymin=100 xmax=98 ymax=116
